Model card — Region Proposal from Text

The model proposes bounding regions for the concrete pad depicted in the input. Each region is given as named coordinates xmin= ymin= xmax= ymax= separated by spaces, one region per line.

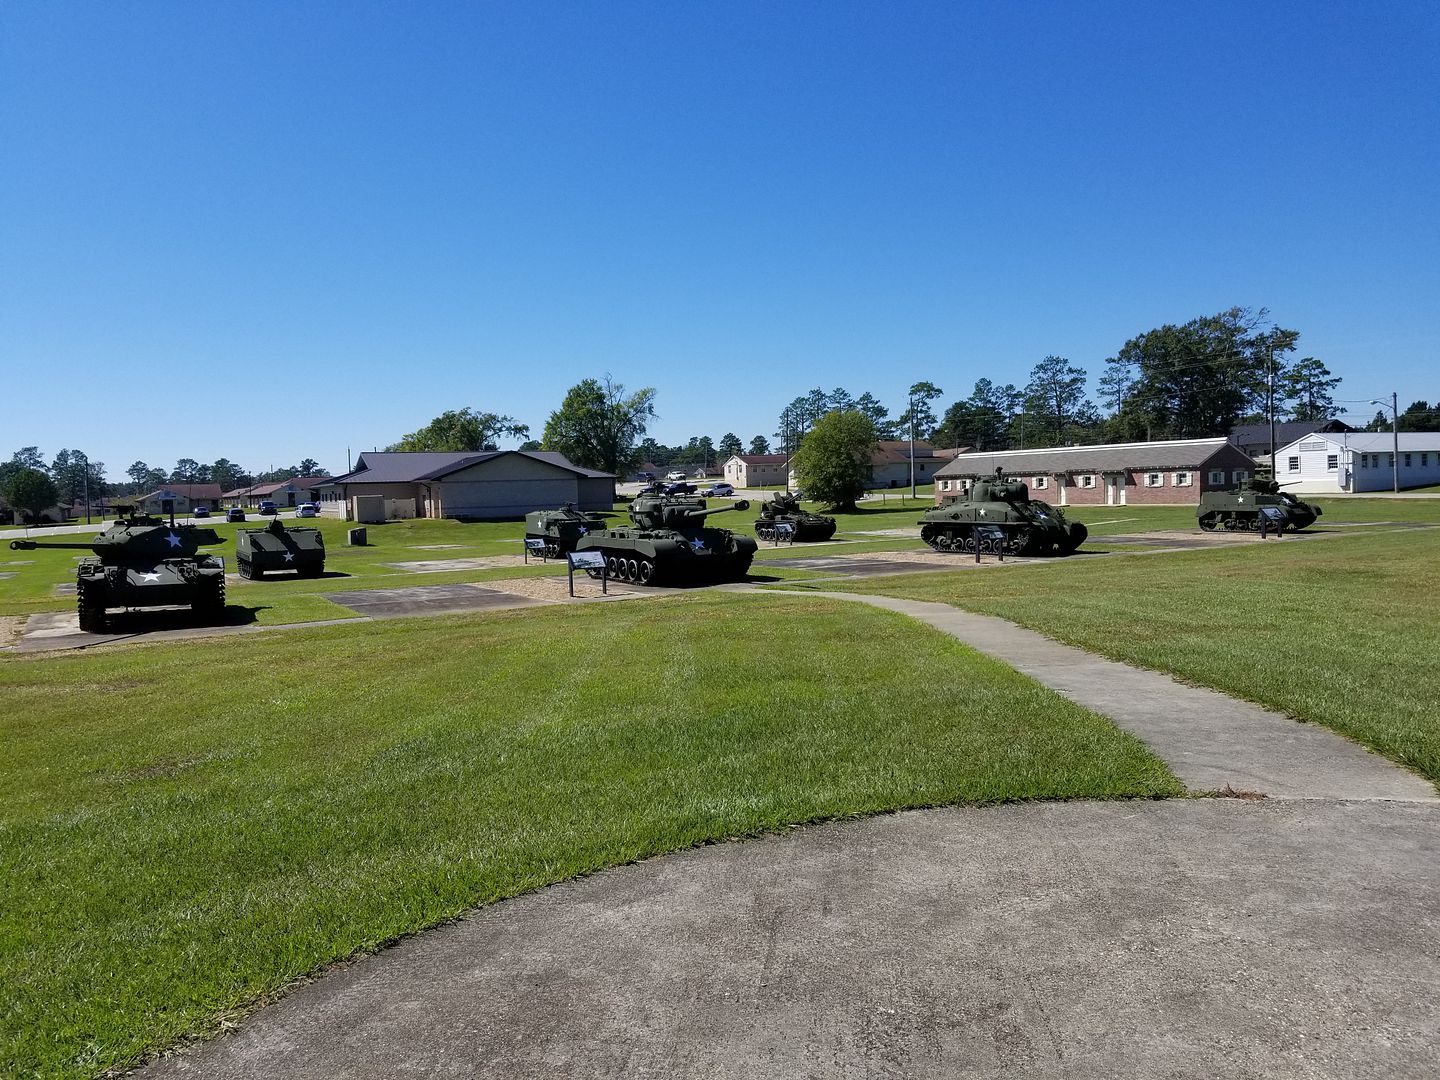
xmin=140 ymin=800 xmax=1440 ymax=1080
xmin=0 ymin=572 xmax=14 ymax=580
xmin=382 ymin=558 xmax=510 ymax=573
xmin=323 ymin=584 xmax=547 ymax=618
xmin=408 ymin=544 xmax=466 ymax=550
xmin=791 ymin=591 xmax=1436 ymax=802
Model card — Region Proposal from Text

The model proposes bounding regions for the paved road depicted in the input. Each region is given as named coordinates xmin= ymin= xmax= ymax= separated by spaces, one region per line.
xmin=142 ymin=800 xmax=1440 ymax=1079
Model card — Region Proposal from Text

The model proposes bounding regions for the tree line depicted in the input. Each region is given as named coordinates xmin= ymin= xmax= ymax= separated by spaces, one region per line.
xmin=0 ymin=447 xmax=331 ymax=523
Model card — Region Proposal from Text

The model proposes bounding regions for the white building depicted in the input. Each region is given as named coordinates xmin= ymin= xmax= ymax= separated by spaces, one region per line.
xmin=1275 ymin=431 xmax=1440 ymax=493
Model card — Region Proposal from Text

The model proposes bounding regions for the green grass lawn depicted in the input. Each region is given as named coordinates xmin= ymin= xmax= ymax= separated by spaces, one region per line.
xmin=0 ymin=593 xmax=1178 ymax=1078
xmin=805 ymin=525 xmax=1440 ymax=786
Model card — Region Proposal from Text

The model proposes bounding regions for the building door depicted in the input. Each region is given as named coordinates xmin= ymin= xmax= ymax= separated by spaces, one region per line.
xmin=1104 ymin=475 xmax=1119 ymax=506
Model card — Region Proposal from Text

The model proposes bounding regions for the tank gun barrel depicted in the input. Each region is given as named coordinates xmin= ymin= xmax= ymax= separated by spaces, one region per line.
xmin=676 ymin=499 xmax=750 ymax=520
xmin=10 ymin=538 xmax=101 ymax=551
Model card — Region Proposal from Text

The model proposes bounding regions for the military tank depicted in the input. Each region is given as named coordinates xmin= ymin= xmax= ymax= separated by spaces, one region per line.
xmin=754 ymin=491 xmax=837 ymax=542
xmin=919 ymin=469 xmax=1087 ymax=555
xmin=1197 ymin=478 xmax=1322 ymax=532
xmin=234 ymin=517 xmax=326 ymax=578
xmin=575 ymin=494 xmax=756 ymax=585
xmin=9 ymin=510 xmax=226 ymax=632
xmin=524 ymin=504 xmax=608 ymax=558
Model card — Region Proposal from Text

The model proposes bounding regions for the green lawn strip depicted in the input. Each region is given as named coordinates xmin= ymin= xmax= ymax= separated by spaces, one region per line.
xmin=810 ymin=528 xmax=1440 ymax=785
xmin=0 ymin=594 xmax=1180 ymax=1078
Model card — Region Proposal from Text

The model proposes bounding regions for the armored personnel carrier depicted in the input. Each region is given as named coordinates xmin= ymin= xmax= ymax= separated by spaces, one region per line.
xmin=754 ymin=491 xmax=837 ymax=542
xmin=575 ymin=494 xmax=756 ymax=585
xmin=234 ymin=517 xmax=326 ymax=578
xmin=919 ymin=469 xmax=1087 ymax=555
xmin=524 ymin=504 xmax=608 ymax=558
xmin=9 ymin=510 xmax=226 ymax=632
xmin=1197 ymin=478 xmax=1322 ymax=532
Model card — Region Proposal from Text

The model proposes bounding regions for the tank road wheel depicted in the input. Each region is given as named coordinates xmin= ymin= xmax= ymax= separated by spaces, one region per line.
xmin=1244 ymin=515 xmax=1261 ymax=531
xmin=76 ymin=578 xmax=107 ymax=634
xmin=606 ymin=555 xmax=622 ymax=579
xmin=637 ymin=558 xmax=655 ymax=585
xmin=1198 ymin=514 xmax=1218 ymax=532
xmin=1003 ymin=527 xmax=1031 ymax=556
xmin=237 ymin=559 xmax=252 ymax=580
xmin=933 ymin=532 xmax=953 ymax=550
xmin=958 ymin=531 xmax=976 ymax=552
xmin=920 ymin=525 xmax=940 ymax=551
xmin=624 ymin=558 xmax=639 ymax=582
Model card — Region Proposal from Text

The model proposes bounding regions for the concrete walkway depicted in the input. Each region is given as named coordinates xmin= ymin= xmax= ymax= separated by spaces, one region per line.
xmin=774 ymin=591 xmax=1436 ymax=802
xmin=141 ymin=800 xmax=1440 ymax=1080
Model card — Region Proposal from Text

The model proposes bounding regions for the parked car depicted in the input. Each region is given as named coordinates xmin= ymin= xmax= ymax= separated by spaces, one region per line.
xmin=191 ymin=506 xmax=211 ymax=518
xmin=295 ymin=503 xmax=318 ymax=518
xmin=637 ymin=471 xmax=656 ymax=482
xmin=664 ymin=470 xmax=687 ymax=481
xmin=664 ymin=482 xmax=697 ymax=495
xmin=258 ymin=501 xmax=278 ymax=516
xmin=225 ymin=508 xmax=246 ymax=522
xmin=701 ymin=483 xmax=735 ymax=497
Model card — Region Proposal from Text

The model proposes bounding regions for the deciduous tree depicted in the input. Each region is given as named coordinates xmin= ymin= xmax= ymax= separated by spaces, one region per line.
xmin=388 ymin=408 xmax=529 ymax=453
xmin=4 ymin=468 xmax=59 ymax=522
xmin=792 ymin=410 xmax=877 ymax=511
xmin=542 ymin=377 xmax=656 ymax=474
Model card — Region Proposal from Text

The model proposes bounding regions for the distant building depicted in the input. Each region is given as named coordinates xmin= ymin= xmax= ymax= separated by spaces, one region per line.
xmin=220 ymin=476 xmax=332 ymax=509
xmin=933 ymin=438 xmax=1256 ymax=507
xmin=317 ymin=450 xmax=615 ymax=521
xmin=135 ymin=484 xmax=223 ymax=515
xmin=722 ymin=454 xmax=790 ymax=488
xmin=1274 ymin=431 xmax=1440 ymax=493
xmin=1228 ymin=419 xmax=1353 ymax=460
xmin=869 ymin=440 xmax=944 ymax=488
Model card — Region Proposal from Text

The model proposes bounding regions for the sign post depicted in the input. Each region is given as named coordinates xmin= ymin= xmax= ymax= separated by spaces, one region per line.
xmin=772 ymin=522 xmax=795 ymax=547
xmin=567 ymin=550 xmax=608 ymax=597
xmin=523 ymin=538 xmax=547 ymax=564
xmin=1258 ymin=505 xmax=1285 ymax=540
xmin=973 ymin=524 xmax=1005 ymax=563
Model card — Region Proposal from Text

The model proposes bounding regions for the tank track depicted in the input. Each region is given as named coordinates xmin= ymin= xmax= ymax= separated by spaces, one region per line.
xmin=192 ymin=573 xmax=226 ymax=624
xmin=920 ymin=523 xmax=1036 ymax=556
xmin=76 ymin=576 xmax=108 ymax=634
xmin=755 ymin=519 xmax=837 ymax=543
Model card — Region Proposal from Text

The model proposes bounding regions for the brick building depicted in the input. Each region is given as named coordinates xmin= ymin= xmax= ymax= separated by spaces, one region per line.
xmin=933 ymin=438 xmax=1257 ymax=507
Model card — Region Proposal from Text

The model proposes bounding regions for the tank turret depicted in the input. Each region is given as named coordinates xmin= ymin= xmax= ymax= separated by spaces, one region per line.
xmin=755 ymin=491 xmax=837 ymax=542
xmin=918 ymin=468 xmax=1087 ymax=556
xmin=1197 ymin=478 xmax=1322 ymax=532
xmin=524 ymin=504 xmax=609 ymax=558
xmin=9 ymin=511 xmax=226 ymax=633
xmin=575 ymin=496 xmax=757 ymax=586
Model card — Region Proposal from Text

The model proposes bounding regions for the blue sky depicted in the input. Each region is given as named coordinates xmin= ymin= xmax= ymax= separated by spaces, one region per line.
xmin=2 ymin=1 xmax=1436 ymax=477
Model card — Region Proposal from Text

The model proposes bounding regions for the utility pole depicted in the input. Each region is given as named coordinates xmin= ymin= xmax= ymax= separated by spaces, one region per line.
xmin=1267 ymin=342 xmax=1277 ymax=478
xmin=1391 ymin=391 xmax=1399 ymax=493
xmin=909 ymin=391 xmax=916 ymax=499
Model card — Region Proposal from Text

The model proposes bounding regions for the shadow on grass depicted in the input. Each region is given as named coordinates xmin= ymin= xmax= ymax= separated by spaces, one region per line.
xmin=101 ymin=605 xmax=264 ymax=635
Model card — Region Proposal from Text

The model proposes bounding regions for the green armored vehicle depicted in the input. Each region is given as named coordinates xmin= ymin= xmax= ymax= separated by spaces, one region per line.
xmin=524 ymin=504 xmax=608 ymax=558
xmin=234 ymin=517 xmax=326 ymax=578
xmin=919 ymin=469 xmax=1087 ymax=555
xmin=10 ymin=510 xmax=226 ymax=632
xmin=1198 ymin=478 xmax=1322 ymax=532
xmin=755 ymin=491 xmax=837 ymax=542
xmin=575 ymin=494 xmax=756 ymax=585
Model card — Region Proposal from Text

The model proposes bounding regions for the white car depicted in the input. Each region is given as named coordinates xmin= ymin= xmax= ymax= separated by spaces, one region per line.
xmin=702 ymin=483 xmax=735 ymax=497
xmin=664 ymin=470 xmax=687 ymax=481
xmin=295 ymin=503 xmax=319 ymax=518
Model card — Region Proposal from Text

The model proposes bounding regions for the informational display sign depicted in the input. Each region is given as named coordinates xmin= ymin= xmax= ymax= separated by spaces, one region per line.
xmin=973 ymin=524 xmax=1006 ymax=563
xmin=567 ymin=549 xmax=608 ymax=596
xmin=523 ymin=537 xmax=547 ymax=563
xmin=772 ymin=522 xmax=796 ymax=545
xmin=1258 ymin=505 xmax=1285 ymax=540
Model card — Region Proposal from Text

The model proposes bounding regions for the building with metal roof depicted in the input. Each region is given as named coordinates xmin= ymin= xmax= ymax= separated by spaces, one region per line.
xmin=933 ymin=438 xmax=1257 ymax=507
xmin=316 ymin=451 xmax=616 ymax=521
xmin=1275 ymin=431 xmax=1440 ymax=493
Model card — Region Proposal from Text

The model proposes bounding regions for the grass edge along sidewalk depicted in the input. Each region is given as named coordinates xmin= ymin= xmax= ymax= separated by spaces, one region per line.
xmin=0 ymin=593 xmax=1181 ymax=1079
xmin=795 ymin=526 xmax=1440 ymax=789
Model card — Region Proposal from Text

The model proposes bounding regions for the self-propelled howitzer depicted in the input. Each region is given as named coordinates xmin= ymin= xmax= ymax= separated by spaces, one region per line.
xmin=919 ymin=469 xmax=1087 ymax=555
xmin=574 ymin=495 xmax=757 ymax=585
xmin=524 ymin=504 xmax=609 ymax=558
xmin=9 ymin=512 xmax=227 ymax=632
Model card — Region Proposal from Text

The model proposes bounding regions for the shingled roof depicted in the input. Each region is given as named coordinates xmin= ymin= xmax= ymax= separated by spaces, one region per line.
xmin=934 ymin=438 xmax=1246 ymax=478
xmin=326 ymin=451 xmax=614 ymax=485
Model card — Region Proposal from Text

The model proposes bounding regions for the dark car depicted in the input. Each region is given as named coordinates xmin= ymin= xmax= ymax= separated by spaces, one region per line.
xmin=637 ymin=471 xmax=656 ymax=482
xmin=225 ymin=507 xmax=246 ymax=522
xmin=664 ymin=482 xmax=696 ymax=495
xmin=258 ymin=501 xmax=278 ymax=516
xmin=191 ymin=506 xmax=211 ymax=518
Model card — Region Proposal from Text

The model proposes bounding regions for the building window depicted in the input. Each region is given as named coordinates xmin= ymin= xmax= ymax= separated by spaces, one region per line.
xmin=1208 ymin=470 xmax=1225 ymax=484
xmin=1424 ymin=454 xmax=1430 ymax=467
xmin=1360 ymin=454 xmax=1368 ymax=468
xmin=1389 ymin=454 xmax=1395 ymax=467
xmin=938 ymin=480 xmax=950 ymax=491
xmin=1080 ymin=474 xmax=1096 ymax=489
xmin=1405 ymin=453 xmax=1412 ymax=467
xmin=1174 ymin=472 xmax=1192 ymax=487
xmin=1033 ymin=475 xmax=1047 ymax=489
xmin=1288 ymin=456 xmax=1300 ymax=472
xmin=1234 ymin=470 xmax=1249 ymax=482
xmin=1327 ymin=454 xmax=1338 ymax=472
xmin=1145 ymin=472 xmax=1163 ymax=487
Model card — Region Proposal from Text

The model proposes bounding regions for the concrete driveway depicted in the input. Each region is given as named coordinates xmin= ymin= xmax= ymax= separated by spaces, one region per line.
xmin=143 ymin=798 xmax=1440 ymax=1079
